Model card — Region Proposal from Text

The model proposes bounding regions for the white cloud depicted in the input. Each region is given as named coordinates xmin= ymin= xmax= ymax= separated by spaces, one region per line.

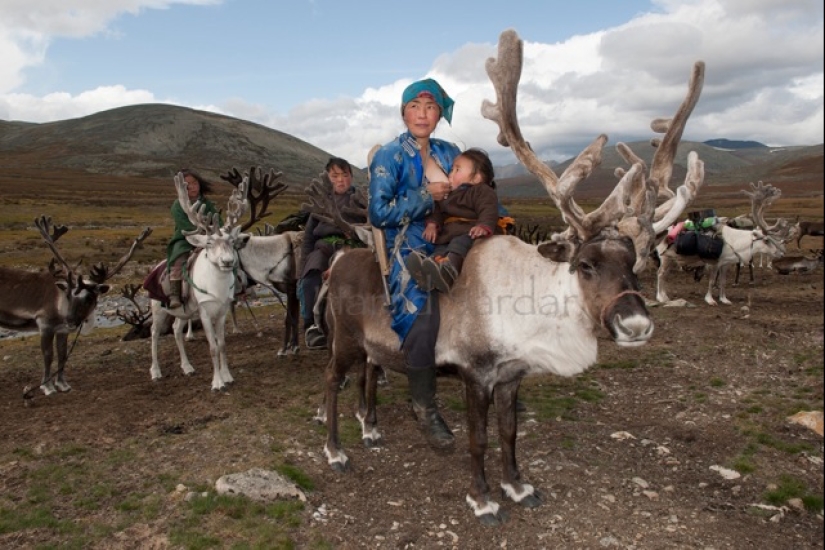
xmin=0 ymin=0 xmax=822 ymax=168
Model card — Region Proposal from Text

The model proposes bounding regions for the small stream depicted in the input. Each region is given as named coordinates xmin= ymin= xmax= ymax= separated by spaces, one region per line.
xmin=0 ymin=286 xmax=288 ymax=341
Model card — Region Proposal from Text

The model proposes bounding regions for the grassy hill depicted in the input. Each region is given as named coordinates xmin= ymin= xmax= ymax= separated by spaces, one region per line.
xmin=1 ymin=103 xmax=821 ymax=201
xmin=0 ymin=104 xmax=367 ymax=189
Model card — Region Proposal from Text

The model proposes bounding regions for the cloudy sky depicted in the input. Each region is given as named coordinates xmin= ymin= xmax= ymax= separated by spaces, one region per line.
xmin=1 ymin=0 xmax=822 ymax=167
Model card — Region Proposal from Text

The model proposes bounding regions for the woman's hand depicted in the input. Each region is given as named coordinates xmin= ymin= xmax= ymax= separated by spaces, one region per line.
xmin=426 ymin=181 xmax=451 ymax=201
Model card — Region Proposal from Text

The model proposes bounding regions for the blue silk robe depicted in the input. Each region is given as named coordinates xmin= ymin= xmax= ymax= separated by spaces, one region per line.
xmin=368 ymin=131 xmax=461 ymax=342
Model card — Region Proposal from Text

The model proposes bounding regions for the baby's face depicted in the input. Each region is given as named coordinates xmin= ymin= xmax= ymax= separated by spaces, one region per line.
xmin=448 ymin=156 xmax=480 ymax=188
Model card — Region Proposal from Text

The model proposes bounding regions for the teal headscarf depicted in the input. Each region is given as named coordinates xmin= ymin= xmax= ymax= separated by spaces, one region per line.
xmin=401 ymin=78 xmax=454 ymax=125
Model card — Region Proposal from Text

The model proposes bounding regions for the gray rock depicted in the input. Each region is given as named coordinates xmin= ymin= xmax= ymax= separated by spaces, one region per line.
xmin=215 ymin=468 xmax=306 ymax=502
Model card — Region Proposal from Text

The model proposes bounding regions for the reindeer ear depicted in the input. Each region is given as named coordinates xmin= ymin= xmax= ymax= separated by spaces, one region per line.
xmin=55 ymin=280 xmax=69 ymax=291
xmin=235 ymin=234 xmax=251 ymax=249
xmin=97 ymin=284 xmax=111 ymax=295
xmin=537 ymin=240 xmax=574 ymax=263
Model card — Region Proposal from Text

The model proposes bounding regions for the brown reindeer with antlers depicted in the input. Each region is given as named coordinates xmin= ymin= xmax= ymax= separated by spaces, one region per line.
xmin=0 ymin=216 xmax=151 ymax=395
xmin=315 ymin=29 xmax=707 ymax=524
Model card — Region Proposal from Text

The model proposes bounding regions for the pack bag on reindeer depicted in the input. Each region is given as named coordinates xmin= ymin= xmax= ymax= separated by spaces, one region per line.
xmin=669 ymin=208 xmax=724 ymax=259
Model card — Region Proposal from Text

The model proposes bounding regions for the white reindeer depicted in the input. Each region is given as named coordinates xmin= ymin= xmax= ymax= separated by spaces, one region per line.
xmin=656 ymin=181 xmax=796 ymax=305
xmin=149 ymin=173 xmax=248 ymax=391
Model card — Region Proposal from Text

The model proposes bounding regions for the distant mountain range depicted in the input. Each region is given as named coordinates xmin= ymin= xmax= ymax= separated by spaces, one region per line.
xmin=494 ymin=139 xmax=823 ymax=199
xmin=1 ymin=104 xmax=821 ymax=198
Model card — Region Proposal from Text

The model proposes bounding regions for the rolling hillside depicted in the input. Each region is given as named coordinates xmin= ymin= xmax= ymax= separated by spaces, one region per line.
xmin=0 ymin=104 xmax=367 ymax=188
xmin=1 ymin=104 xmax=821 ymax=199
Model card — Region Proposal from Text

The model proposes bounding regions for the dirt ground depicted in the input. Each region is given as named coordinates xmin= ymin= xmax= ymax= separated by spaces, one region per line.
xmin=0 ymin=266 xmax=822 ymax=549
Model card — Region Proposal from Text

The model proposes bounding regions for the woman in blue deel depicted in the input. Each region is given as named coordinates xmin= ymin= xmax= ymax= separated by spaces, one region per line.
xmin=368 ymin=78 xmax=459 ymax=450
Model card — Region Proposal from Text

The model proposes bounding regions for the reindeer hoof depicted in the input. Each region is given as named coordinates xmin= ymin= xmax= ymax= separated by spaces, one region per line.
xmin=477 ymin=510 xmax=507 ymax=526
xmin=518 ymin=492 xmax=542 ymax=509
xmin=330 ymin=461 xmax=349 ymax=473
xmin=277 ymin=345 xmax=299 ymax=357
xmin=363 ymin=436 xmax=382 ymax=449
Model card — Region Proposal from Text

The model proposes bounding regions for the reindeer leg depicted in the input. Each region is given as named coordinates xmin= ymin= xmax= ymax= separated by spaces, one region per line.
xmin=150 ymin=302 xmax=168 ymax=380
xmin=172 ymin=317 xmax=196 ymax=376
xmin=215 ymin=310 xmax=233 ymax=387
xmin=495 ymin=380 xmax=540 ymax=509
xmin=185 ymin=319 xmax=196 ymax=341
xmin=359 ymin=362 xmax=382 ymax=448
xmin=39 ymin=329 xmax=57 ymax=396
xmin=53 ymin=332 xmax=71 ymax=392
xmin=717 ymin=266 xmax=732 ymax=305
xmin=704 ymin=266 xmax=719 ymax=305
xmin=277 ymin=283 xmax=300 ymax=356
xmin=324 ymin=356 xmax=350 ymax=472
xmin=199 ymin=307 xmax=229 ymax=392
xmin=464 ymin=381 xmax=504 ymax=525
xmin=655 ymin=254 xmax=672 ymax=303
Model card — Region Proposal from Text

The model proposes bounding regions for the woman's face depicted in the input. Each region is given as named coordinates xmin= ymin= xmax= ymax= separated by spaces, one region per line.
xmin=403 ymin=97 xmax=441 ymax=140
xmin=328 ymin=166 xmax=353 ymax=194
xmin=184 ymin=175 xmax=200 ymax=200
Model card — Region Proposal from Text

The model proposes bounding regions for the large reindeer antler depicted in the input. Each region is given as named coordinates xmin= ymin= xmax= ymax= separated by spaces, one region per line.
xmin=88 ymin=226 xmax=153 ymax=283
xmin=34 ymin=216 xmax=74 ymax=277
xmin=301 ymin=174 xmax=371 ymax=243
xmin=743 ymin=181 xmax=793 ymax=242
xmin=482 ymin=30 xmax=636 ymax=241
xmin=482 ymin=30 xmax=705 ymax=252
xmin=116 ymin=283 xmax=152 ymax=329
xmin=220 ymin=166 xmax=289 ymax=231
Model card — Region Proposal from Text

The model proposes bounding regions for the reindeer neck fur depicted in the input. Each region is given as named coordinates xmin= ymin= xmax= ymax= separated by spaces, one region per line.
xmin=438 ymin=237 xmax=598 ymax=381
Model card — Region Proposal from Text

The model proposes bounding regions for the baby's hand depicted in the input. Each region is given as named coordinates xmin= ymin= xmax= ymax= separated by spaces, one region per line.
xmin=423 ymin=223 xmax=438 ymax=243
xmin=468 ymin=225 xmax=493 ymax=239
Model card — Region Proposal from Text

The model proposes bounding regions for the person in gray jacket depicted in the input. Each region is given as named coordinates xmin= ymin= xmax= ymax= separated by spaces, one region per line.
xmin=300 ymin=157 xmax=366 ymax=348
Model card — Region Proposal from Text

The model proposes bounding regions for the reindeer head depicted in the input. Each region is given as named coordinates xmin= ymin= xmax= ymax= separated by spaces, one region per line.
xmin=34 ymin=215 xmax=152 ymax=332
xmin=174 ymin=172 xmax=246 ymax=271
xmin=742 ymin=180 xmax=794 ymax=258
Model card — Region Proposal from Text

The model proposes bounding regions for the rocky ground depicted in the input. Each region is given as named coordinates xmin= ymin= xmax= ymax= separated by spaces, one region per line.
xmin=0 ymin=267 xmax=822 ymax=549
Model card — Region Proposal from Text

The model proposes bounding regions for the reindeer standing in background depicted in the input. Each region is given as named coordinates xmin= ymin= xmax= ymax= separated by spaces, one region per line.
xmin=655 ymin=181 xmax=796 ymax=305
xmin=0 ymin=217 xmax=151 ymax=395
xmin=794 ymin=218 xmax=824 ymax=249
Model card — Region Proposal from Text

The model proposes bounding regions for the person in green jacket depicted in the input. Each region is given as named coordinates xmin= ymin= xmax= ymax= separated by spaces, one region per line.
xmin=165 ymin=169 xmax=222 ymax=308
